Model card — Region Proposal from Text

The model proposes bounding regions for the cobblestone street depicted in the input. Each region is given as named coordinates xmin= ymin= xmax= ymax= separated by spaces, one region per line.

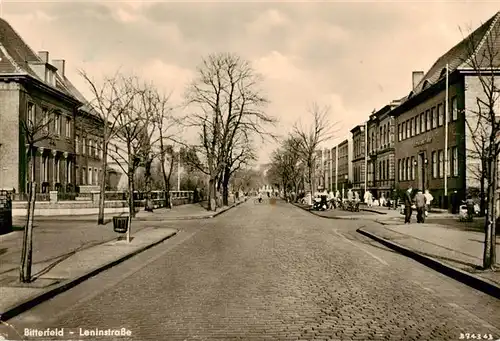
xmin=4 ymin=200 xmax=500 ymax=341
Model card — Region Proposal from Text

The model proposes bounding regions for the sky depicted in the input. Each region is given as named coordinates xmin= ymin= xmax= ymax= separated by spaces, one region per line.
xmin=2 ymin=1 xmax=499 ymax=165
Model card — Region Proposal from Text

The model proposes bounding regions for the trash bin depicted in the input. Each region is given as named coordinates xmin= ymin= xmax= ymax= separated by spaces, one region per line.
xmin=113 ymin=216 xmax=129 ymax=233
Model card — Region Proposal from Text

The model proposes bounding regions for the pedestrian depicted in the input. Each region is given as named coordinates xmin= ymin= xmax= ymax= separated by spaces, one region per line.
xmin=364 ymin=190 xmax=373 ymax=207
xmin=424 ymin=189 xmax=433 ymax=217
xmin=451 ymin=190 xmax=459 ymax=214
xmin=404 ymin=186 xmax=413 ymax=224
xmin=391 ymin=189 xmax=398 ymax=210
xmin=380 ymin=193 xmax=386 ymax=207
xmin=415 ymin=190 xmax=427 ymax=223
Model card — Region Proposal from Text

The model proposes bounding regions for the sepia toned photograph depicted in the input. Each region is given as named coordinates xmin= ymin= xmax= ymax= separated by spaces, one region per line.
xmin=0 ymin=1 xmax=499 ymax=340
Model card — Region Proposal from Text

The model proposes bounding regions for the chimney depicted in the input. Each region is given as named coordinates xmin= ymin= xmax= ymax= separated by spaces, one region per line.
xmin=52 ymin=59 xmax=66 ymax=77
xmin=38 ymin=51 xmax=49 ymax=63
xmin=412 ymin=71 xmax=424 ymax=90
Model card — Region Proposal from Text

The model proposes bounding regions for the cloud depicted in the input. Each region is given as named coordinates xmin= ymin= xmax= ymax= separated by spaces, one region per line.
xmin=2 ymin=1 xmax=500 ymax=164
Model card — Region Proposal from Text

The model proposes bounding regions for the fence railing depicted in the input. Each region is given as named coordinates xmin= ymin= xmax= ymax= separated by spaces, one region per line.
xmin=12 ymin=189 xmax=196 ymax=203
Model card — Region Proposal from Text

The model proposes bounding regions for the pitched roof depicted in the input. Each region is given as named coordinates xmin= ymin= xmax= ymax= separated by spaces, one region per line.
xmin=0 ymin=18 xmax=74 ymax=97
xmin=410 ymin=11 xmax=500 ymax=98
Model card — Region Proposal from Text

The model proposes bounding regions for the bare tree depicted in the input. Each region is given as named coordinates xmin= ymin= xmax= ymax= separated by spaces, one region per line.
xmin=461 ymin=21 xmax=500 ymax=269
xmin=19 ymin=103 xmax=56 ymax=283
xmin=268 ymin=136 xmax=303 ymax=201
xmin=184 ymin=53 xmax=276 ymax=210
xmin=149 ymin=91 xmax=180 ymax=209
xmin=79 ymin=70 xmax=138 ymax=225
xmin=293 ymin=103 xmax=339 ymax=194
xmin=107 ymin=76 xmax=148 ymax=243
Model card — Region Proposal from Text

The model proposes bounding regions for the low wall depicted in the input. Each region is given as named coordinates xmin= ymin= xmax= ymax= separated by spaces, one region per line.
xmin=12 ymin=198 xmax=196 ymax=217
xmin=12 ymin=200 xmax=128 ymax=217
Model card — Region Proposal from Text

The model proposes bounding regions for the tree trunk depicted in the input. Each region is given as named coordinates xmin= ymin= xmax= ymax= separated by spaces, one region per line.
xmin=483 ymin=156 xmax=497 ymax=269
xmin=20 ymin=181 xmax=36 ymax=283
xmin=480 ymin=170 xmax=486 ymax=216
xmin=208 ymin=177 xmax=216 ymax=211
xmin=222 ymin=167 xmax=230 ymax=206
xmin=97 ymin=146 xmax=107 ymax=225
xmin=144 ymin=158 xmax=153 ymax=212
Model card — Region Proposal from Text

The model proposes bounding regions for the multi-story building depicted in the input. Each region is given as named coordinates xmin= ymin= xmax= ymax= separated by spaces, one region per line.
xmin=390 ymin=11 xmax=500 ymax=208
xmin=337 ymin=139 xmax=350 ymax=196
xmin=331 ymin=146 xmax=338 ymax=192
xmin=0 ymin=18 xmax=104 ymax=194
xmin=323 ymin=148 xmax=331 ymax=192
xmin=351 ymin=124 xmax=366 ymax=197
xmin=366 ymin=99 xmax=402 ymax=200
xmin=62 ymin=76 xmax=105 ymax=191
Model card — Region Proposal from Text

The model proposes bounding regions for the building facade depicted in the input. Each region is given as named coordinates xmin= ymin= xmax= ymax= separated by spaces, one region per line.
xmin=331 ymin=146 xmax=338 ymax=192
xmin=366 ymin=100 xmax=401 ymax=200
xmin=0 ymin=18 xmax=104 ymax=194
xmin=337 ymin=139 xmax=350 ymax=196
xmin=351 ymin=124 xmax=366 ymax=196
xmin=391 ymin=11 xmax=500 ymax=208
xmin=323 ymin=148 xmax=331 ymax=192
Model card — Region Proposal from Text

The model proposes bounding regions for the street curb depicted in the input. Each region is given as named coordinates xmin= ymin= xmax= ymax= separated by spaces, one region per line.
xmin=0 ymin=230 xmax=178 ymax=322
xmin=291 ymin=203 xmax=360 ymax=220
xmin=360 ymin=208 xmax=388 ymax=215
xmin=356 ymin=227 xmax=500 ymax=299
xmin=134 ymin=200 xmax=245 ymax=221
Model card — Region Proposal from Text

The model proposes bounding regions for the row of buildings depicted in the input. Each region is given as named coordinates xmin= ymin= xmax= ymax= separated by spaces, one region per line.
xmin=316 ymin=11 xmax=500 ymax=208
xmin=0 ymin=18 xmax=123 ymax=194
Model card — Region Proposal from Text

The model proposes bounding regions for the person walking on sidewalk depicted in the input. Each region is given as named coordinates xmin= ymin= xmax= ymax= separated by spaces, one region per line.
xmin=415 ymin=190 xmax=427 ymax=223
xmin=364 ymin=190 xmax=373 ymax=207
xmin=404 ymin=186 xmax=413 ymax=224
xmin=424 ymin=189 xmax=433 ymax=217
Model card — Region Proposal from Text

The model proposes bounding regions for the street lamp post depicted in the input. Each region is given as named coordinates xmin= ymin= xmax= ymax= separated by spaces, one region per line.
xmin=177 ymin=149 xmax=180 ymax=191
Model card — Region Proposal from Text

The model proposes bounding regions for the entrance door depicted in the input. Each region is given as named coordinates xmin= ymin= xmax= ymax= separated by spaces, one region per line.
xmin=419 ymin=152 xmax=425 ymax=190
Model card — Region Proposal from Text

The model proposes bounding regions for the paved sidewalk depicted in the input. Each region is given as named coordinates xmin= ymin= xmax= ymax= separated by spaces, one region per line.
xmin=135 ymin=198 xmax=246 ymax=221
xmin=1 ymin=218 xmax=149 ymax=279
xmin=0 ymin=226 xmax=177 ymax=321
xmin=358 ymin=222 xmax=500 ymax=297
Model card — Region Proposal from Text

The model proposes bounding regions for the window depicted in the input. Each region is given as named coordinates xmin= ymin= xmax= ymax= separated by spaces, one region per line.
xmin=41 ymin=156 xmax=48 ymax=182
xmin=94 ymin=168 xmax=98 ymax=184
xmin=27 ymin=103 xmax=35 ymax=125
xmin=406 ymin=158 xmax=410 ymax=181
xmin=452 ymin=147 xmax=458 ymax=176
xmin=82 ymin=167 xmax=86 ymax=185
xmin=76 ymin=135 xmax=79 ymax=154
xmin=65 ymin=117 xmax=71 ymax=138
xmin=398 ymin=159 xmax=402 ymax=181
xmin=409 ymin=120 xmax=413 ymax=137
xmin=419 ymin=113 xmax=424 ymax=134
xmin=438 ymin=150 xmax=444 ymax=178
xmin=88 ymin=139 xmax=92 ymax=156
xmin=75 ymin=165 xmax=79 ymax=185
xmin=88 ymin=167 xmax=93 ymax=185
xmin=445 ymin=148 xmax=453 ymax=177
xmin=451 ymin=96 xmax=458 ymax=121
xmin=438 ymin=103 xmax=444 ymax=126
xmin=413 ymin=117 xmax=417 ymax=136
xmin=431 ymin=107 xmax=437 ymax=129
xmin=82 ymin=137 xmax=86 ymax=155
xmin=406 ymin=120 xmax=410 ymax=139
xmin=411 ymin=156 xmax=415 ymax=180
xmin=432 ymin=151 xmax=437 ymax=178
xmin=55 ymin=158 xmax=60 ymax=183
xmin=67 ymin=160 xmax=72 ymax=183
xmin=426 ymin=110 xmax=431 ymax=131
xmin=55 ymin=113 xmax=61 ymax=135
xmin=398 ymin=124 xmax=402 ymax=141
xmin=42 ymin=108 xmax=49 ymax=133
